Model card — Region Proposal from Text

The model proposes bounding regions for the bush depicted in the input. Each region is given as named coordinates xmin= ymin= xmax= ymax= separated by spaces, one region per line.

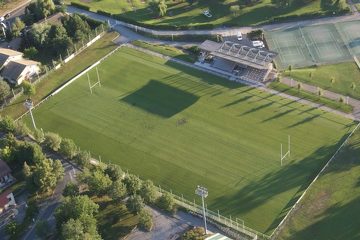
xmin=24 ymin=47 xmax=39 ymax=60
xmin=74 ymin=150 xmax=91 ymax=168
xmin=126 ymin=195 xmax=144 ymax=213
xmin=14 ymin=121 xmax=31 ymax=137
xmin=157 ymin=192 xmax=175 ymax=213
xmin=139 ymin=209 xmax=153 ymax=231
xmin=59 ymin=138 xmax=79 ymax=159
xmin=33 ymin=128 xmax=45 ymax=143
xmin=63 ymin=182 xmax=80 ymax=197
xmin=5 ymin=221 xmax=20 ymax=239
xmin=0 ymin=116 xmax=16 ymax=133
xmin=70 ymin=2 xmax=90 ymax=10
xmin=123 ymin=174 xmax=142 ymax=195
xmin=44 ymin=132 xmax=62 ymax=151
xmin=182 ymin=227 xmax=205 ymax=240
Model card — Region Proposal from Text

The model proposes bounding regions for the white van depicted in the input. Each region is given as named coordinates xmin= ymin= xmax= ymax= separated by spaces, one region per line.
xmin=252 ymin=40 xmax=265 ymax=48
xmin=237 ymin=32 xmax=243 ymax=41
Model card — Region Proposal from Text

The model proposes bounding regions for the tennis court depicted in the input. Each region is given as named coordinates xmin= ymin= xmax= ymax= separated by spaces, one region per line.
xmin=265 ymin=20 xmax=360 ymax=69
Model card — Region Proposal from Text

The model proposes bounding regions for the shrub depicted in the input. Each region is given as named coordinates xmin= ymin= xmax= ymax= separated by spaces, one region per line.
xmin=74 ymin=150 xmax=91 ymax=168
xmin=182 ymin=227 xmax=205 ymax=240
xmin=157 ymin=192 xmax=175 ymax=213
xmin=126 ymin=195 xmax=144 ymax=213
xmin=139 ymin=209 xmax=153 ymax=231
xmin=123 ymin=174 xmax=142 ymax=195
xmin=59 ymin=138 xmax=79 ymax=159
xmin=44 ymin=132 xmax=62 ymax=151
xmin=0 ymin=116 xmax=16 ymax=133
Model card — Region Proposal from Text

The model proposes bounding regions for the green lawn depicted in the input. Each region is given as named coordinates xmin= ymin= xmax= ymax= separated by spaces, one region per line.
xmin=0 ymin=32 xmax=119 ymax=119
xmin=94 ymin=196 xmax=139 ymax=240
xmin=26 ymin=47 xmax=355 ymax=234
xmin=269 ymin=82 xmax=353 ymax=113
xmin=277 ymin=123 xmax=360 ymax=240
xmin=68 ymin=0 xmax=346 ymax=28
xmin=284 ymin=62 xmax=360 ymax=100
xmin=132 ymin=40 xmax=197 ymax=63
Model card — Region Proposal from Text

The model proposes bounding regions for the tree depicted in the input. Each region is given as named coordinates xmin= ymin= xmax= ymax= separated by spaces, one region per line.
xmin=182 ymin=227 xmax=205 ymax=240
xmin=59 ymin=138 xmax=78 ymax=159
xmin=24 ymin=47 xmax=39 ymax=60
xmin=104 ymin=163 xmax=123 ymax=181
xmin=62 ymin=14 xmax=91 ymax=42
xmin=126 ymin=195 xmax=144 ymax=213
xmin=61 ymin=215 xmax=101 ymax=240
xmin=272 ymin=0 xmax=291 ymax=8
xmin=14 ymin=120 xmax=31 ymax=137
xmin=229 ymin=5 xmax=241 ymax=16
xmin=53 ymin=159 xmax=64 ymax=181
xmin=140 ymin=180 xmax=157 ymax=204
xmin=32 ymin=158 xmax=60 ymax=192
xmin=63 ymin=182 xmax=79 ymax=197
xmin=123 ymin=174 xmax=142 ymax=195
xmin=35 ymin=220 xmax=50 ymax=239
xmin=287 ymin=65 xmax=292 ymax=76
xmin=26 ymin=23 xmax=51 ymax=49
xmin=55 ymin=195 xmax=99 ymax=229
xmin=109 ymin=180 xmax=127 ymax=202
xmin=44 ymin=132 xmax=62 ymax=151
xmin=297 ymin=82 xmax=302 ymax=92
xmin=22 ymin=81 xmax=36 ymax=98
xmin=38 ymin=0 xmax=55 ymax=18
xmin=47 ymin=24 xmax=73 ymax=57
xmin=23 ymin=161 xmax=32 ymax=178
xmin=0 ymin=116 xmax=16 ymax=133
xmin=158 ymin=0 xmax=167 ymax=17
xmin=74 ymin=150 xmax=91 ymax=168
xmin=80 ymin=169 xmax=112 ymax=195
xmin=33 ymin=128 xmax=45 ymax=143
xmin=317 ymin=87 xmax=323 ymax=97
xmin=5 ymin=221 xmax=19 ymax=238
xmin=139 ymin=209 xmax=153 ymax=231
xmin=11 ymin=17 xmax=25 ymax=38
xmin=157 ymin=192 xmax=175 ymax=213
xmin=0 ymin=80 xmax=10 ymax=103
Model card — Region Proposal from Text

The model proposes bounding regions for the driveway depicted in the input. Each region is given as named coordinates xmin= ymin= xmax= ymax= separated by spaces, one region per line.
xmin=127 ymin=207 xmax=219 ymax=240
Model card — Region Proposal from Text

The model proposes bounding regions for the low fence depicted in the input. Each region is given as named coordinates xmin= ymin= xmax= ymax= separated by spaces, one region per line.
xmin=156 ymin=186 xmax=269 ymax=240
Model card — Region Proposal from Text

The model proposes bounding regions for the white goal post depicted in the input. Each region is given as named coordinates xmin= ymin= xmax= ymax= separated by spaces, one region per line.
xmin=88 ymin=67 xmax=102 ymax=94
xmin=280 ymin=135 xmax=291 ymax=166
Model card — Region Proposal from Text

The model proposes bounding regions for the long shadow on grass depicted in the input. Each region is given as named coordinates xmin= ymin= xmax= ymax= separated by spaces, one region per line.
xmin=210 ymin=142 xmax=344 ymax=233
xmin=284 ymin=196 xmax=360 ymax=240
xmin=164 ymin=61 xmax=243 ymax=90
xmin=121 ymin=80 xmax=199 ymax=118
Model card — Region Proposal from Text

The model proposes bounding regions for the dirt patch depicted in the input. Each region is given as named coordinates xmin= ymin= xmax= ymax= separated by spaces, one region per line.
xmin=305 ymin=190 xmax=332 ymax=217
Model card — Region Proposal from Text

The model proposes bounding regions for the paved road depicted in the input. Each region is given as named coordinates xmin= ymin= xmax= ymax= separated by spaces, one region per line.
xmin=22 ymin=159 xmax=78 ymax=240
xmin=67 ymin=6 xmax=360 ymax=39
xmin=127 ymin=206 xmax=219 ymax=240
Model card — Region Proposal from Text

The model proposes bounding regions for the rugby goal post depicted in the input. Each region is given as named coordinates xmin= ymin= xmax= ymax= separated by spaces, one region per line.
xmin=88 ymin=67 xmax=102 ymax=94
xmin=280 ymin=135 xmax=291 ymax=166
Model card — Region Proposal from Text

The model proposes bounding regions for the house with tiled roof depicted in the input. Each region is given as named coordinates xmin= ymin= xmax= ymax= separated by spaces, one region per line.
xmin=0 ymin=190 xmax=16 ymax=214
xmin=0 ymin=48 xmax=23 ymax=69
xmin=1 ymin=58 xmax=40 ymax=85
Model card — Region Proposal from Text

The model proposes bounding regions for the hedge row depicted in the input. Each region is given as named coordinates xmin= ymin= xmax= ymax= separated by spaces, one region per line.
xmin=70 ymin=2 xmax=90 ymax=11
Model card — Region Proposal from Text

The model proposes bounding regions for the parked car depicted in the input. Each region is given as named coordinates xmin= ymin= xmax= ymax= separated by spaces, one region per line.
xmin=252 ymin=40 xmax=265 ymax=48
xmin=237 ymin=32 xmax=243 ymax=41
xmin=4 ymin=13 xmax=10 ymax=19
xmin=203 ymin=10 xmax=212 ymax=18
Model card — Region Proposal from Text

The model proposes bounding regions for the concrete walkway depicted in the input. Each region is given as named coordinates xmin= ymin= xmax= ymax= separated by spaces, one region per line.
xmin=281 ymin=77 xmax=360 ymax=119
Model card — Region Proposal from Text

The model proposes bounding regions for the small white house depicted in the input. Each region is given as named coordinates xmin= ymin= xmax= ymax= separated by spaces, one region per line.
xmin=1 ymin=59 xmax=40 ymax=85
xmin=0 ymin=48 xmax=23 ymax=69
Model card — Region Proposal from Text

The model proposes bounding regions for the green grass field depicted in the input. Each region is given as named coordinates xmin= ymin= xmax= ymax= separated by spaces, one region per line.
xmin=0 ymin=32 xmax=119 ymax=119
xmin=26 ymin=47 xmax=355 ymax=234
xmin=278 ymin=124 xmax=360 ymax=240
xmin=284 ymin=62 xmax=360 ymax=100
xmin=68 ymin=0 xmax=345 ymax=28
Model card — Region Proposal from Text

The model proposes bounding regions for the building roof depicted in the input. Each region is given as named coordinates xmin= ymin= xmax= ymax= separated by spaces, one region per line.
xmin=0 ymin=190 xmax=12 ymax=209
xmin=199 ymin=40 xmax=277 ymax=70
xmin=0 ymin=48 xmax=22 ymax=67
xmin=205 ymin=233 xmax=233 ymax=240
xmin=1 ymin=59 xmax=39 ymax=82
xmin=0 ymin=159 xmax=11 ymax=178
xmin=37 ymin=12 xmax=65 ymax=25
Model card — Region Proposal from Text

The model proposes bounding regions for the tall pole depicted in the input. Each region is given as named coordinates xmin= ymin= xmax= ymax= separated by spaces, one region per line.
xmin=87 ymin=73 xmax=92 ymax=94
xmin=288 ymin=135 xmax=291 ymax=157
xmin=96 ymin=67 xmax=101 ymax=87
xmin=196 ymin=186 xmax=208 ymax=235
xmin=29 ymin=107 xmax=37 ymax=129
xmin=201 ymin=194 xmax=207 ymax=234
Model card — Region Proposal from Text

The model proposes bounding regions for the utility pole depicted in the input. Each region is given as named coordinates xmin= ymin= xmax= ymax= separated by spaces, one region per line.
xmin=24 ymin=99 xmax=37 ymax=129
xmin=196 ymin=186 xmax=208 ymax=235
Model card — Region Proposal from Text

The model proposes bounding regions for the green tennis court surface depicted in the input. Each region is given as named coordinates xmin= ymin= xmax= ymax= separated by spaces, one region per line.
xmin=265 ymin=20 xmax=360 ymax=69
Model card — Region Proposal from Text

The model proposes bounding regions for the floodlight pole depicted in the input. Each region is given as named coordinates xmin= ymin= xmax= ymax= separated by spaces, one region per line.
xmin=24 ymin=99 xmax=37 ymax=129
xmin=196 ymin=186 xmax=208 ymax=235
xmin=280 ymin=143 xmax=283 ymax=166
xmin=288 ymin=135 xmax=291 ymax=157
